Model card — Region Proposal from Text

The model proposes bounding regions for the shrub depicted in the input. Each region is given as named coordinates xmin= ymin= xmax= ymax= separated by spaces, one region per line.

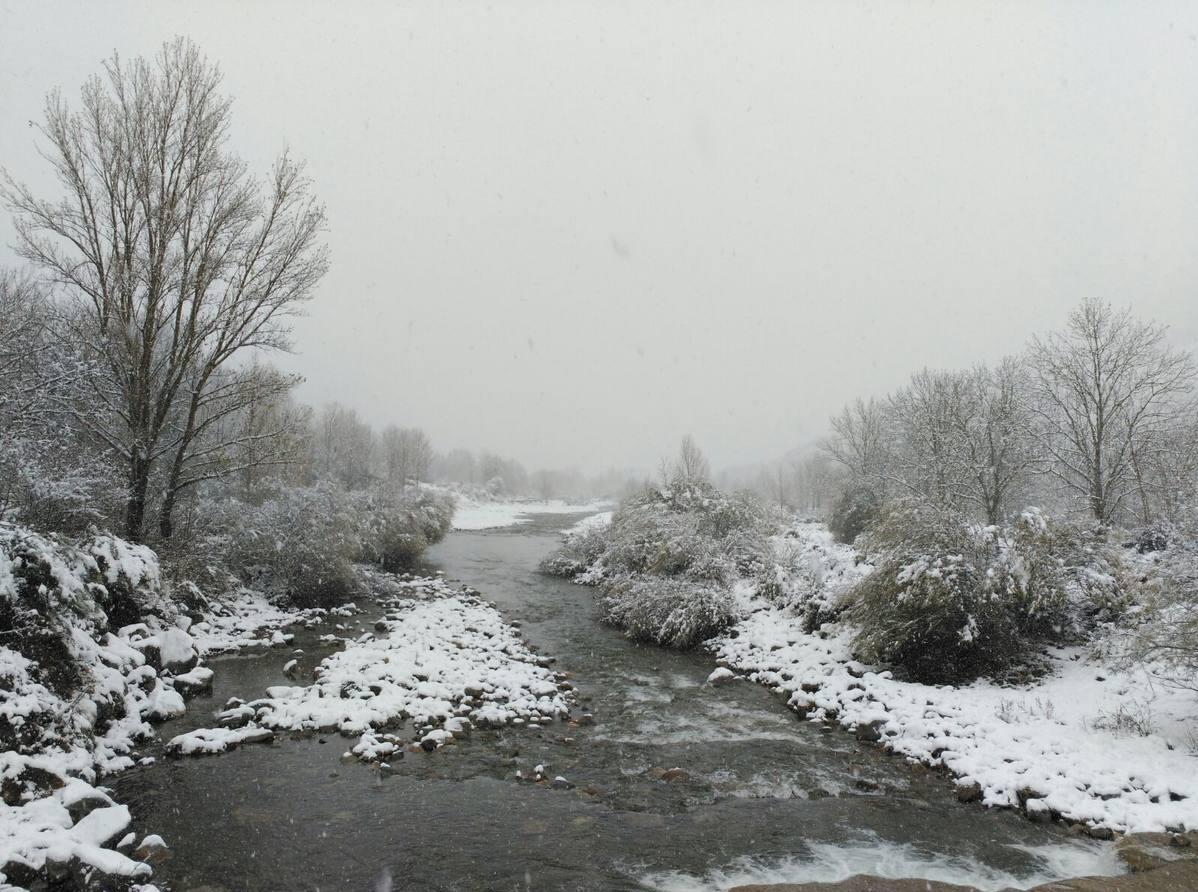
xmin=1122 ymin=504 xmax=1198 ymax=690
xmin=215 ymin=484 xmax=361 ymax=607
xmin=540 ymin=524 xmax=610 ymax=579
xmin=598 ymin=576 xmax=739 ymax=649
xmin=828 ymin=483 xmax=881 ymax=544
xmin=542 ymin=479 xmax=769 ymax=648
xmin=849 ymin=503 xmax=1070 ymax=682
xmin=762 ymin=521 xmax=873 ymax=632
xmin=191 ymin=484 xmax=456 ymax=606
xmin=0 ymin=523 xmax=172 ymax=753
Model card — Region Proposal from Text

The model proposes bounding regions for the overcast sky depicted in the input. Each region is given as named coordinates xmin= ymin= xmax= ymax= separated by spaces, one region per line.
xmin=3 ymin=1 xmax=1197 ymax=474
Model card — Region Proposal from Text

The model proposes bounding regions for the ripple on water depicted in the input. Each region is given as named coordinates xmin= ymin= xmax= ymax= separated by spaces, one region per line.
xmin=635 ymin=834 xmax=1124 ymax=892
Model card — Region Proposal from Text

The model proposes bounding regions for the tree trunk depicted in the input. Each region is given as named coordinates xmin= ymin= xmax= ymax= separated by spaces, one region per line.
xmin=125 ymin=454 xmax=151 ymax=542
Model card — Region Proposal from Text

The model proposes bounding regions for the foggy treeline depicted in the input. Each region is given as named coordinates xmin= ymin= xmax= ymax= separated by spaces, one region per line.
xmin=749 ymin=299 xmax=1197 ymax=536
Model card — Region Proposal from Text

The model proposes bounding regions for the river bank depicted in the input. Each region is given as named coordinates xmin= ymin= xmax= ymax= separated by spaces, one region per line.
xmin=105 ymin=513 xmax=1121 ymax=891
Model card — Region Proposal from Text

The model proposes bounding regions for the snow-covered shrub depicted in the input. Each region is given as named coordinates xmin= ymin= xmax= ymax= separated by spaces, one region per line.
xmin=200 ymin=484 xmax=456 ymax=604
xmin=543 ymin=479 xmax=769 ymax=648
xmin=598 ymin=576 xmax=739 ymax=649
xmin=540 ymin=523 xmax=610 ymax=579
xmin=849 ymin=503 xmax=1070 ymax=682
xmin=761 ymin=522 xmax=873 ymax=631
xmin=1123 ymin=504 xmax=1198 ymax=689
xmin=214 ymin=484 xmax=361 ymax=607
xmin=352 ymin=486 xmax=455 ymax=571
xmin=827 ymin=483 xmax=881 ymax=544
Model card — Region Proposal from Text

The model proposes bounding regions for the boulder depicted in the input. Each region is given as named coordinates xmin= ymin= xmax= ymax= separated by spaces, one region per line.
xmin=707 ymin=667 xmax=737 ymax=687
xmin=955 ymin=781 xmax=982 ymax=803
xmin=133 ymin=834 xmax=171 ymax=865
xmin=854 ymin=720 xmax=883 ymax=743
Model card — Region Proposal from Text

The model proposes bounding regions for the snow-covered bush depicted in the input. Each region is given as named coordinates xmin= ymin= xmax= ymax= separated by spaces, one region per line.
xmin=849 ymin=503 xmax=1071 ymax=682
xmin=352 ymin=487 xmax=455 ymax=571
xmin=0 ymin=523 xmax=177 ymax=756
xmin=1123 ymin=504 xmax=1198 ymax=689
xmin=212 ymin=484 xmax=361 ymax=607
xmin=542 ymin=479 xmax=769 ymax=648
xmin=599 ymin=576 xmax=739 ymax=649
xmin=539 ymin=523 xmax=610 ymax=579
xmin=827 ymin=483 xmax=881 ymax=544
xmin=201 ymin=484 xmax=456 ymax=605
xmin=761 ymin=522 xmax=873 ymax=631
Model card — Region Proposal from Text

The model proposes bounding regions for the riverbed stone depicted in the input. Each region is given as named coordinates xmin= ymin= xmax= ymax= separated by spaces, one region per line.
xmin=1116 ymin=832 xmax=1198 ymax=872
xmin=953 ymin=781 xmax=982 ymax=803
xmin=854 ymin=720 xmax=883 ymax=743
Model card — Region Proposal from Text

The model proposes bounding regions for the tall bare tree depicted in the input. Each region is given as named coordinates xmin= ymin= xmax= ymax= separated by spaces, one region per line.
xmin=3 ymin=39 xmax=328 ymax=540
xmin=1028 ymin=299 xmax=1195 ymax=524
xmin=674 ymin=434 xmax=711 ymax=484
xmin=381 ymin=426 xmax=433 ymax=488
xmin=821 ymin=397 xmax=890 ymax=493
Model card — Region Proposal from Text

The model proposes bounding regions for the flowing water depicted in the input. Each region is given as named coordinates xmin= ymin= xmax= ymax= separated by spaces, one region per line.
xmin=113 ymin=513 xmax=1119 ymax=891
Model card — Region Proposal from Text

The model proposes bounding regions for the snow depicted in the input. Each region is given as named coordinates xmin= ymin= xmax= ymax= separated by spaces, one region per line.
xmin=563 ymin=510 xmax=613 ymax=536
xmin=452 ymin=497 xmax=612 ymax=531
xmin=0 ymin=790 xmax=151 ymax=886
xmin=0 ymin=523 xmax=336 ymax=890
xmin=175 ymin=576 xmax=574 ymax=760
xmin=166 ymin=725 xmax=275 ymax=756
xmin=186 ymin=590 xmax=329 ymax=655
xmin=706 ymin=667 xmax=736 ymax=685
xmin=710 ymin=522 xmax=1198 ymax=835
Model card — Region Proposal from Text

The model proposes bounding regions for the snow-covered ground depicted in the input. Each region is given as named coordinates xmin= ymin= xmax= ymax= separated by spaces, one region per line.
xmin=709 ymin=522 xmax=1198 ymax=836
xmin=451 ymin=496 xmax=612 ymax=531
xmin=0 ymin=523 xmax=330 ymax=890
xmin=563 ymin=510 xmax=613 ymax=537
xmin=170 ymin=575 xmax=574 ymax=761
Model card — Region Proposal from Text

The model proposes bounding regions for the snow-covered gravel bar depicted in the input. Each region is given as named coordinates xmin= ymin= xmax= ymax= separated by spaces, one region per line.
xmin=712 ymin=608 xmax=1198 ymax=835
xmin=170 ymin=576 xmax=574 ymax=761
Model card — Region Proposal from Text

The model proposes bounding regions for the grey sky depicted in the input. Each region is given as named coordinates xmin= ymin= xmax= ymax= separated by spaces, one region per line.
xmin=3 ymin=1 xmax=1197 ymax=474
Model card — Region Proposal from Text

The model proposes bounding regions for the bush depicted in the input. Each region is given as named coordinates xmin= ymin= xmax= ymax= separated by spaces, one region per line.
xmin=1123 ymin=504 xmax=1198 ymax=689
xmin=214 ymin=484 xmax=361 ymax=607
xmin=849 ymin=503 xmax=1070 ymax=682
xmin=598 ymin=577 xmax=739 ymax=649
xmin=828 ymin=483 xmax=881 ymax=544
xmin=542 ymin=479 xmax=769 ymax=648
xmin=0 ymin=523 xmax=172 ymax=754
xmin=352 ymin=487 xmax=455 ymax=572
xmin=198 ymin=484 xmax=457 ymax=606
xmin=762 ymin=521 xmax=873 ymax=632
xmin=540 ymin=524 xmax=610 ymax=579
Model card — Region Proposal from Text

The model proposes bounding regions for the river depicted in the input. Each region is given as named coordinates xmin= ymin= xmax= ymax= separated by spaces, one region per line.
xmin=112 ymin=513 xmax=1117 ymax=891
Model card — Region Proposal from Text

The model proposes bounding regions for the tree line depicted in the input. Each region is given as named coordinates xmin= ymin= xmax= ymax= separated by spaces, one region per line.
xmin=776 ymin=299 xmax=1197 ymax=534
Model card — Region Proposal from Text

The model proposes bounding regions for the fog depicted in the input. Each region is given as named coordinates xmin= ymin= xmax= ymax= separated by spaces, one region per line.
xmin=3 ymin=0 xmax=1197 ymax=474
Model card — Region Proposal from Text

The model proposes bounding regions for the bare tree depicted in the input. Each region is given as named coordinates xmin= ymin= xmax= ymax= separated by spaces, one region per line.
xmin=311 ymin=402 xmax=375 ymax=490
xmin=1028 ymin=299 xmax=1195 ymax=524
xmin=674 ymin=434 xmax=711 ymax=484
xmin=381 ymin=426 xmax=433 ymax=488
xmin=959 ymin=359 xmax=1035 ymax=524
xmin=2 ymin=39 xmax=328 ymax=540
xmin=821 ymin=397 xmax=889 ymax=492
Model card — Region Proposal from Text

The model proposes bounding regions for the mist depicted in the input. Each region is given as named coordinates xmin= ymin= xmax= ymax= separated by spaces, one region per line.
xmin=4 ymin=1 xmax=1197 ymax=475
